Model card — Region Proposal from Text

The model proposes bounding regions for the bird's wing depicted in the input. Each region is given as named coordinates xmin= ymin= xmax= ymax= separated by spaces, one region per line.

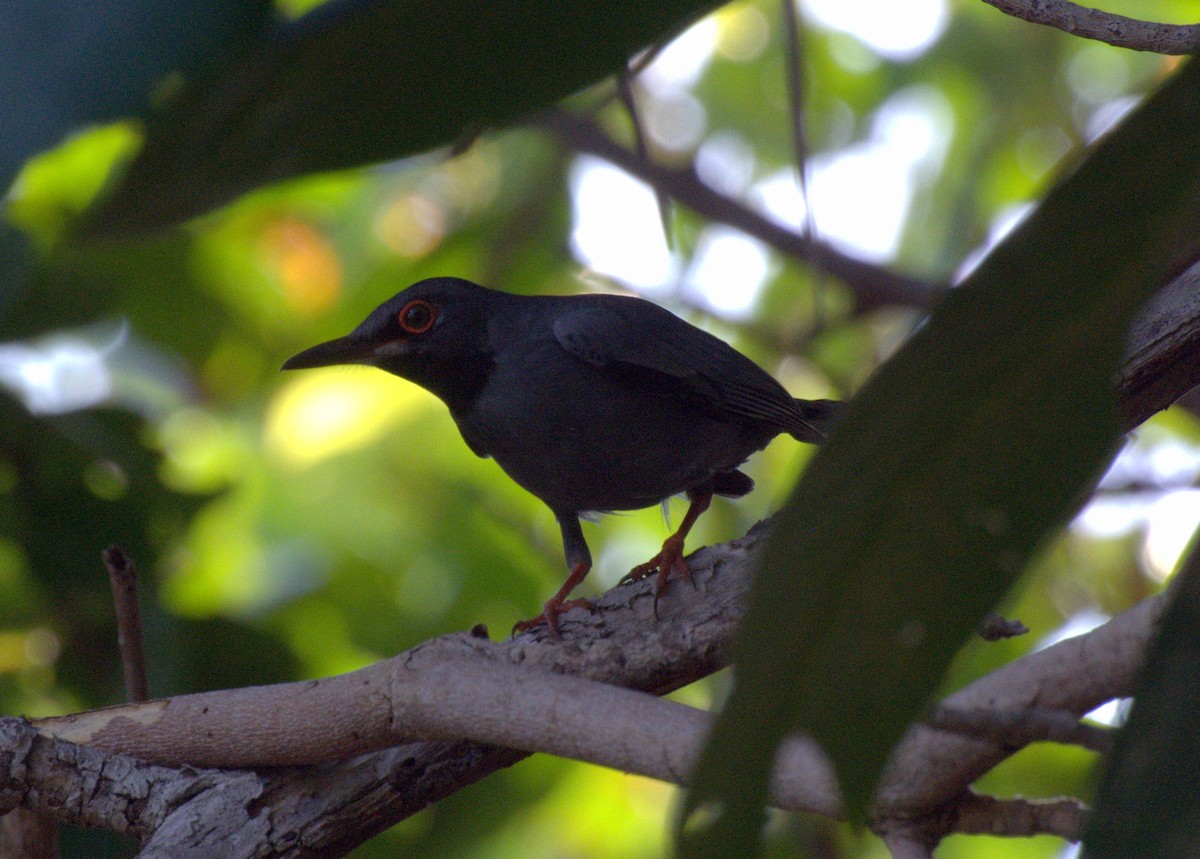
xmin=552 ymin=297 xmax=818 ymax=437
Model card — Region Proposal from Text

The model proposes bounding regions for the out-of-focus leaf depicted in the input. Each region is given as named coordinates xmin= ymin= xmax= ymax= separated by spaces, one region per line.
xmin=84 ymin=0 xmax=722 ymax=235
xmin=0 ymin=0 xmax=271 ymax=195
xmin=1081 ymin=537 xmax=1200 ymax=859
xmin=680 ymin=56 xmax=1200 ymax=854
xmin=0 ymin=396 xmax=207 ymax=703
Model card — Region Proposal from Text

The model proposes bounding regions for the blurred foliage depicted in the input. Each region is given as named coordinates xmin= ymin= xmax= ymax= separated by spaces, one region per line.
xmin=1 ymin=0 xmax=1197 ymax=856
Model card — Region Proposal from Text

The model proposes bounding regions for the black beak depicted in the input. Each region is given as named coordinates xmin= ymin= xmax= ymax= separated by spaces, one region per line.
xmin=281 ymin=335 xmax=376 ymax=371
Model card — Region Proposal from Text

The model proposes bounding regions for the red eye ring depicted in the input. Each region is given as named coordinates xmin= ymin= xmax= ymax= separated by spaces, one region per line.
xmin=397 ymin=299 xmax=436 ymax=334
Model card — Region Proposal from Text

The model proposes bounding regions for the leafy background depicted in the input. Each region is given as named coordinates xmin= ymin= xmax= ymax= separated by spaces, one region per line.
xmin=2 ymin=0 xmax=1198 ymax=856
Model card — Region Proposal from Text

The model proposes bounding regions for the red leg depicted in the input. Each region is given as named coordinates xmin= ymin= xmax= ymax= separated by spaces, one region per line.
xmin=512 ymin=561 xmax=594 ymax=638
xmin=623 ymin=491 xmax=713 ymax=610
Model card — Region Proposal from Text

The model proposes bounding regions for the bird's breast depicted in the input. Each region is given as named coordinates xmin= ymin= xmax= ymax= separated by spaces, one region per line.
xmin=451 ymin=350 xmax=777 ymax=514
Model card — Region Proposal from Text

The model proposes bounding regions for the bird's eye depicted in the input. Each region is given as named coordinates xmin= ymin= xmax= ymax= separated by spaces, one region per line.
xmin=398 ymin=299 xmax=436 ymax=334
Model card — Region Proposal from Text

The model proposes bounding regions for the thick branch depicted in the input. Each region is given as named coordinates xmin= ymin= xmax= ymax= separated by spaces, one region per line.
xmin=982 ymin=0 xmax=1200 ymax=54
xmin=0 ymin=716 xmax=269 ymax=848
xmin=35 ymin=603 xmax=836 ymax=819
xmin=1119 ymin=261 xmax=1200 ymax=430
xmin=20 ymin=553 xmax=1165 ymax=855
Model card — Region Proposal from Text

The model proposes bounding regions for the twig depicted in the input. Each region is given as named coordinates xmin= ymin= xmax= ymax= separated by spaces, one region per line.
xmin=103 ymin=546 xmax=149 ymax=704
xmin=874 ymin=594 xmax=1165 ymax=821
xmin=537 ymin=109 xmax=943 ymax=312
xmin=953 ymin=791 xmax=1088 ymax=840
xmin=926 ymin=705 xmax=1114 ymax=754
xmin=616 ymin=68 xmax=673 ymax=249
xmin=779 ymin=0 xmax=827 ymax=327
xmin=978 ymin=612 xmax=1029 ymax=640
xmin=982 ymin=0 xmax=1200 ymax=54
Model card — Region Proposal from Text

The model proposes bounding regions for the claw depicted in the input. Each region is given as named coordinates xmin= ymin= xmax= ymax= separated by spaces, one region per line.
xmin=621 ymin=490 xmax=712 ymax=615
xmin=512 ymin=597 xmax=594 ymax=639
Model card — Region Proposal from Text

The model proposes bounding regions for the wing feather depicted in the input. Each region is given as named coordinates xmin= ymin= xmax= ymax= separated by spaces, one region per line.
xmin=552 ymin=297 xmax=821 ymax=439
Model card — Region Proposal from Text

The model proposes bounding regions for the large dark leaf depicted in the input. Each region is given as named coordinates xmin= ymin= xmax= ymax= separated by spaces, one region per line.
xmin=0 ymin=0 xmax=270 ymax=195
xmin=1082 ymin=537 xmax=1200 ymax=858
xmin=680 ymin=56 xmax=1200 ymax=855
xmin=85 ymin=0 xmax=721 ymax=235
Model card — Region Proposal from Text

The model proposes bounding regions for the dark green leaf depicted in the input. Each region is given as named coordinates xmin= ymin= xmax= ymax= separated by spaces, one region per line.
xmin=1082 ymin=537 xmax=1200 ymax=859
xmin=0 ymin=0 xmax=271 ymax=193
xmin=85 ymin=0 xmax=721 ymax=235
xmin=681 ymin=56 xmax=1200 ymax=855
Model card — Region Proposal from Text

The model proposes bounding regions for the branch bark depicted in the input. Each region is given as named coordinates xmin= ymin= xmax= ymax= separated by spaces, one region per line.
xmin=982 ymin=0 xmax=1200 ymax=54
xmin=16 ymin=541 xmax=1167 ymax=856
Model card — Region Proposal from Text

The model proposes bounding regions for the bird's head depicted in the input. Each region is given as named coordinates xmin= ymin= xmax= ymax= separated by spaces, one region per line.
xmin=282 ymin=277 xmax=500 ymax=406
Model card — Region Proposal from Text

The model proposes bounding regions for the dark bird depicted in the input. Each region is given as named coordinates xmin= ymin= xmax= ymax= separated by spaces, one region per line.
xmin=283 ymin=277 xmax=842 ymax=634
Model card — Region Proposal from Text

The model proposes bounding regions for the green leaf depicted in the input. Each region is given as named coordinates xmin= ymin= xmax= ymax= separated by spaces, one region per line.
xmin=85 ymin=0 xmax=721 ymax=235
xmin=1082 ymin=538 xmax=1200 ymax=859
xmin=680 ymin=56 xmax=1200 ymax=855
xmin=0 ymin=0 xmax=271 ymax=193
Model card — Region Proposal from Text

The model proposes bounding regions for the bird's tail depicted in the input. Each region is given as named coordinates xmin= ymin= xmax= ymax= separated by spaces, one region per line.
xmin=789 ymin=398 xmax=846 ymax=444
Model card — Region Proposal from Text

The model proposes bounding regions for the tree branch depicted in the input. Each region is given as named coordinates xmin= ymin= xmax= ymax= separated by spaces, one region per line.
xmin=982 ymin=0 xmax=1200 ymax=54
xmin=15 ymin=547 xmax=1165 ymax=854
xmin=538 ymin=109 xmax=944 ymax=312
xmin=1119 ymin=260 xmax=1200 ymax=430
xmin=874 ymin=593 xmax=1165 ymax=823
xmin=952 ymin=792 xmax=1089 ymax=840
xmin=925 ymin=705 xmax=1113 ymax=754
xmin=103 ymin=546 xmax=149 ymax=705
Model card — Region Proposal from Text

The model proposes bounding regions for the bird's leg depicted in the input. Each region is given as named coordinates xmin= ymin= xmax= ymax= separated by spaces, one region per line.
xmin=512 ymin=561 xmax=593 ymax=637
xmin=623 ymin=489 xmax=713 ymax=612
xmin=513 ymin=513 xmax=594 ymax=638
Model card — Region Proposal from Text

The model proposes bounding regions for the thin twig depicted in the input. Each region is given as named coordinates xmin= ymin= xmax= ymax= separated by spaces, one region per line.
xmin=103 ymin=546 xmax=149 ymax=704
xmin=978 ymin=612 xmax=1029 ymax=640
xmin=780 ymin=0 xmax=826 ymax=327
xmin=617 ymin=68 xmax=674 ymax=249
xmin=982 ymin=0 xmax=1200 ymax=54
xmin=927 ymin=705 xmax=1115 ymax=754
xmin=537 ymin=109 xmax=943 ymax=312
xmin=953 ymin=791 xmax=1088 ymax=840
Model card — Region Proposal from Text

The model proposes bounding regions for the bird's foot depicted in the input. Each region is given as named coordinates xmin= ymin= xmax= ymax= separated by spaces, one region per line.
xmin=512 ymin=596 xmax=594 ymax=639
xmin=621 ymin=535 xmax=692 ymax=619
xmin=622 ymin=535 xmax=691 ymax=585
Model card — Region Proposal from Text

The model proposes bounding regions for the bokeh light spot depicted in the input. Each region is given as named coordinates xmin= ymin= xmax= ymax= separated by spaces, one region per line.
xmin=259 ymin=218 xmax=343 ymax=315
xmin=266 ymin=369 xmax=432 ymax=468
xmin=1142 ymin=489 xmax=1200 ymax=581
xmin=83 ymin=459 xmax=128 ymax=500
xmin=804 ymin=0 xmax=947 ymax=61
xmin=715 ymin=5 xmax=770 ymax=62
xmin=570 ymin=156 xmax=677 ymax=289
xmin=375 ymin=193 xmax=446 ymax=258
